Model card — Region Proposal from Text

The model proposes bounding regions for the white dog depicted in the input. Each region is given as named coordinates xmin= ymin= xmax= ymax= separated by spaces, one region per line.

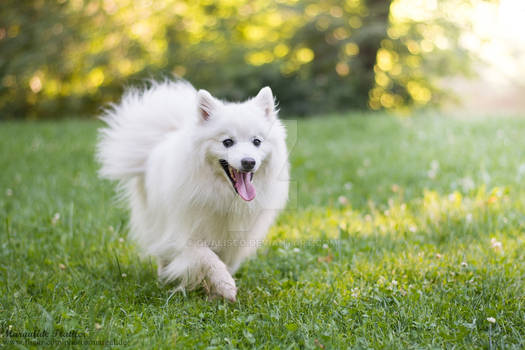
xmin=97 ymin=80 xmax=289 ymax=301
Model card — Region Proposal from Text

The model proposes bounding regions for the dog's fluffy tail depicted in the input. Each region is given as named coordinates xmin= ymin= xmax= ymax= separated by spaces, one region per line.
xmin=96 ymin=80 xmax=196 ymax=182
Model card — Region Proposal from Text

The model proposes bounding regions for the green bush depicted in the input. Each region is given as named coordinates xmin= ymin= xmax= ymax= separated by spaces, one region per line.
xmin=0 ymin=0 xmax=476 ymax=119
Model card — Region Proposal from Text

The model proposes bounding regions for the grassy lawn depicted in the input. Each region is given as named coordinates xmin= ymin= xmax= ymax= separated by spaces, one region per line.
xmin=1 ymin=114 xmax=525 ymax=348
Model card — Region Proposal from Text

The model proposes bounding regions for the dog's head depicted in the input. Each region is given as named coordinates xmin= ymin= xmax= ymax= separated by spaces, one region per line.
xmin=195 ymin=87 xmax=281 ymax=201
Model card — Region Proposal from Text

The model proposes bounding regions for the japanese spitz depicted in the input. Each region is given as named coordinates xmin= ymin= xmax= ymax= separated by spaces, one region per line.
xmin=97 ymin=81 xmax=289 ymax=301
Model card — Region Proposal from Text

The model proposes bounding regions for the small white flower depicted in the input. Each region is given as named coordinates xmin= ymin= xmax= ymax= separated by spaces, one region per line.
xmin=427 ymin=161 xmax=439 ymax=179
xmin=51 ymin=213 xmax=60 ymax=225
xmin=322 ymin=244 xmax=328 ymax=249
xmin=121 ymin=273 xmax=127 ymax=278
xmin=518 ymin=163 xmax=525 ymax=179
xmin=6 ymin=188 xmax=13 ymax=196
xmin=487 ymin=317 xmax=496 ymax=324
xmin=338 ymin=196 xmax=348 ymax=205
xmin=293 ymin=248 xmax=300 ymax=253
xmin=460 ymin=177 xmax=475 ymax=192
xmin=409 ymin=226 xmax=417 ymax=233
xmin=490 ymin=238 xmax=502 ymax=250
xmin=119 ymin=237 xmax=125 ymax=243
xmin=461 ymin=261 xmax=468 ymax=267
xmin=391 ymin=279 xmax=398 ymax=286
xmin=466 ymin=213 xmax=473 ymax=223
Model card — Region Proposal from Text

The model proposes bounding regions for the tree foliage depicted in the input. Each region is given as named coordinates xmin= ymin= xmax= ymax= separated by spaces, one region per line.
xmin=0 ymin=0 xmax=481 ymax=119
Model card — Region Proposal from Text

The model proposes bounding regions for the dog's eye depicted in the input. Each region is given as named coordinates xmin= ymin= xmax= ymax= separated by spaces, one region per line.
xmin=222 ymin=139 xmax=234 ymax=148
xmin=253 ymin=138 xmax=261 ymax=147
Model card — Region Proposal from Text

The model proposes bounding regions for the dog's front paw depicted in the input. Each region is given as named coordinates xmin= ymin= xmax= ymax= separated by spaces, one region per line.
xmin=206 ymin=269 xmax=237 ymax=302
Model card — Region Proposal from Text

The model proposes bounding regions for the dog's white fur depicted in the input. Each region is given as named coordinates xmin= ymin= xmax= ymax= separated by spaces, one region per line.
xmin=97 ymin=80 xmax=289 ymax=301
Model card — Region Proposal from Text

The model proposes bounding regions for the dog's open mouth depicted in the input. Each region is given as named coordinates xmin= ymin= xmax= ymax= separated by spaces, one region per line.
xmin=219 ymin=159 xmax=255 ymax=201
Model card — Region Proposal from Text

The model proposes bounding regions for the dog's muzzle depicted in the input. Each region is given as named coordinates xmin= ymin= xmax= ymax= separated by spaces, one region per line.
xmin=219 ymin=159 xmax=255 ymax=201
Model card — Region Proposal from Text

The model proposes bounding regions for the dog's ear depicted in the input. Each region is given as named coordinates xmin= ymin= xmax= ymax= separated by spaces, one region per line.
xmin=197 ymin=89 xmax=220 ymax=121
xmin=254 ymin=86 xmax=276 ymax=119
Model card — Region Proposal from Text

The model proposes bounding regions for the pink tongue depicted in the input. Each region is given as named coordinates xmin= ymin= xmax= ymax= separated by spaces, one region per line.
xmin=234 ymin=170 xmax=256 ymax=201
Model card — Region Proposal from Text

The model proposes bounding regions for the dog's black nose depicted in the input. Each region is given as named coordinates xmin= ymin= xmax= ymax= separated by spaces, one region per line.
xmin=241 ymin=157 xmax=256 ymax=171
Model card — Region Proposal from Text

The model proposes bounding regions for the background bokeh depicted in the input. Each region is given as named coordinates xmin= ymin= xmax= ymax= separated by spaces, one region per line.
xmin=1 ymin=0 xmax=524 ymax=119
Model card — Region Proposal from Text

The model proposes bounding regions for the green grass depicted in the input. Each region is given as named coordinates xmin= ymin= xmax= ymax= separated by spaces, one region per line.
xmin=1 ymin=114 xmax=525 ymax=348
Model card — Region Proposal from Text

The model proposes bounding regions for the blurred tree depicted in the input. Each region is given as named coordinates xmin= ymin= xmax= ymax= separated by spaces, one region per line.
xmin=0 ymin=0 xmax=484 ymax=119
xmin=358 ymin=0 xmax=392 ymax=104
xmin=368 ymin=0 xmax=477 ymax=111
xmin=271 ymin=0 xmax=393 ymax=114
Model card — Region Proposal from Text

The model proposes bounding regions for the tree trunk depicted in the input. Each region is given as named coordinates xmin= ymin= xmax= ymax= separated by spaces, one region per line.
xmin=357 ymin=0 xmax=392 ymax=104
